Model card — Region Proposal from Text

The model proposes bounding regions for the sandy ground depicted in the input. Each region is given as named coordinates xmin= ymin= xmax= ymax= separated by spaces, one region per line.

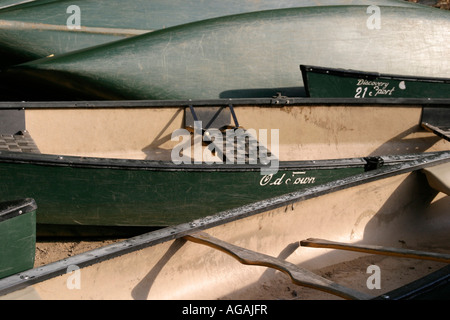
xmin=35 ymin=239 xmax=124 ymax=267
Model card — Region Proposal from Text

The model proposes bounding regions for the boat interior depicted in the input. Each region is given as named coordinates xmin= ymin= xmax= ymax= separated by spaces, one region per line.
xmin=0 ymin=100 xmax=449 ymax=163
xmin=1 ymin=157 xmax=449 ymax=300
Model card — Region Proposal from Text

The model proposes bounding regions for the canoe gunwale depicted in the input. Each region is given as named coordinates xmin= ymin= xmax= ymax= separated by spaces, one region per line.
xmin=375 ymin=265 xmax=450 ymax=300
xmin=0 ymin=97 xmax=449 ymax=110
xmin=0 ymin=150 xmax=449 ymax=297
xmin=0 ymin=198 xmax=36 ymax=222
xmin=0 ymin=149 xmax=445 ymax=172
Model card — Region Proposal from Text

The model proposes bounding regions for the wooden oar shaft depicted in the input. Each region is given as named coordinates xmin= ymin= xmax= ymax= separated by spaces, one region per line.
xmin=184 ymin=232 xmax=372 ymax=300
xmin=300 ymin=238 xmax=450 ymax=263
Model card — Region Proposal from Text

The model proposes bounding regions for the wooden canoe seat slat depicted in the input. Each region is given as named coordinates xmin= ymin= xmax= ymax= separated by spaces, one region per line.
xmin=422 ymin=161 xmax=450 ymax=196
xmin=300 ymin=238 xmax=450 ymax=263
xmin=0 ymin=131 xmax=40 ymax=154
xmin=184 ymin=232 xmax=372 ymax=300
xmin=185 ymin=105 xmax=276 ymax=165
xmin=207 ymin=127 xmax=275 ymax=164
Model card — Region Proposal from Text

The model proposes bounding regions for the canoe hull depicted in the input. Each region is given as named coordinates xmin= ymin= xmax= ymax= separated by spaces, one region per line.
xmin=0 ymin=198 xmax=36 ymax=280
xmin=1 ymin=99 xmax=449 ymax=232
xmin=0 ymin=0 xmax=424 ymax=68
xmin=0 ymin=153 xmax=448 ymax=300
xmin=301 ymin=65 xmax=450 ymax=98
xmin=0 ymin=153 xmax=365 ymax=228
xmin=4 ymin=5 xmax=450 ymax=100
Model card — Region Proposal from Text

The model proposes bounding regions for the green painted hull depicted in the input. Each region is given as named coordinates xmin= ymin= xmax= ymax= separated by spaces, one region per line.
xmin=5 ymin=5 xmax=449 ymax=100
xmin=0 ymin=198 xmax=36 ymax=279
xmin=0 ymin=151 xmax=367 ymax=229
xmin=301 ymin=65 xmax=450 ymax=98
xmin=0 ymin=0 xmax=423 ymax=68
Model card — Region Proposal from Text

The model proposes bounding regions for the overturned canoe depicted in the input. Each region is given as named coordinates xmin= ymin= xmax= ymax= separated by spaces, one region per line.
xmin=0 ymin=0 xmax=36 ymax=10
xmin=301 ymin=65 xmax=450 ymax=99
xmin=0 ymin=152 xmax=448 ymax=300
xmin=0 ymin=198 xmax=37 ymax=280
xmin=3 ymin=4 xmax=449 ymax=100
xmin=0 ymin=0 xmax=423 ymax=69
xmin=0 ymin=98 xmax=448 ymax=235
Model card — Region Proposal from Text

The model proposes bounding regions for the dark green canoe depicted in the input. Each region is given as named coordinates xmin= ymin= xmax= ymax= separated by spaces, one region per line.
xmin=0 ymin=0 xmax=423 ymax=68
xmin=0 ymin=151 xmax=369 ymax=231
xmin=301 ymin=65 xmax=450 ymax=99
xmin=3 ymin=4 xmax=448 ymax=100
xmin=0 ymin=198 xmax=36 ymax=279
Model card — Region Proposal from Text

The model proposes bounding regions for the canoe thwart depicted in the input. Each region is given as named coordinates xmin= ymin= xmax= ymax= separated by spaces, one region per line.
xmin=421 ymin=122 xmax=450 ymax=142
xmin=0 ymin=131 xmax=40 ymax=154
xmin=422 ymin=162 xmax=450 ymax=196
xmin=421 ymin=107 xmax=450 ymax=141
xmin=300 ymin=238 xmax=450 ymax=263
xmin=184 ymin=232 xmax=372 ymax=300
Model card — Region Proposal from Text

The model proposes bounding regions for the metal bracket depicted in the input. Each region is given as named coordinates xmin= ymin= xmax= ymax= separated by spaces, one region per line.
xmin=185 ymin=104 xmax=240 ymax=131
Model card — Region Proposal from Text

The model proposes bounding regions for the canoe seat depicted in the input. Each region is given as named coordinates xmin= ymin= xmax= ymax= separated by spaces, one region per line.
xmin=0 ymin=131 xmax=40 ymax=154
xmin=185 ymin=105 xmax=277 ymax=164
xmin=422 ymin=162 xmax=450 ymax=196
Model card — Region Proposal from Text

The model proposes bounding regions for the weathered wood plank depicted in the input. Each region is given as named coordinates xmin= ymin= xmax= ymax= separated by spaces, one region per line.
xmin=300 ymin=238 xmax=450 ymax=263
xmin=185 ymin=232 xmax=372 ymax=300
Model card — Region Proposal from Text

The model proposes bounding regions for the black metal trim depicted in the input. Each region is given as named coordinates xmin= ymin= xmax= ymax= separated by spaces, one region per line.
xmin=0 ymin=198 xmax=37 ymax=222
xmin=0 ymin=97 xmax=450 ymax=110
xmin=0 ymin=149 xmax=444 ymax=172
xmin=374 ymin=265 xmax=450 ymax=300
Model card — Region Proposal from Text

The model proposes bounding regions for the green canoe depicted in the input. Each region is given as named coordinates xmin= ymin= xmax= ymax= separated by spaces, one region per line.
xmin=0 ymin=0 xmax=424 ymax=68
xmin=3 ymin=4 xmax=448 ymax=100
xmin=0 ymin=98 xmax=448 ymax=236
xmin=301 ymin=65 xmax=450 ymax=99
xmin=0 ymin=153 xmax=449 ymax=300
xmin=0 ymin=198 xmax=36 ymax=280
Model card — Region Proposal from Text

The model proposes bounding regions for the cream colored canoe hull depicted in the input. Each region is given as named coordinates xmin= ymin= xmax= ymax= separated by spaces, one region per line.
xmin=14 ymin=100 xmax=450 ymax=161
